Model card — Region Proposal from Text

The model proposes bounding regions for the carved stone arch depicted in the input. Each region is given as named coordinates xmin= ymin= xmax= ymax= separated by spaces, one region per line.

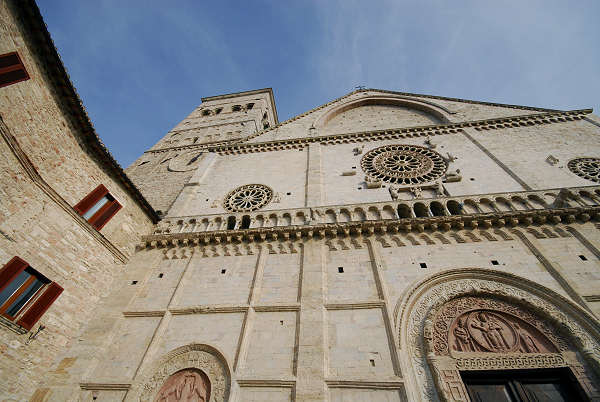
xmin=395 ymin=268 xmax=600 ymax=402
xmin=314 ymin=95 xmax=451 ymax=130
xmin=127 ymin=343 xmax=231 ymax=402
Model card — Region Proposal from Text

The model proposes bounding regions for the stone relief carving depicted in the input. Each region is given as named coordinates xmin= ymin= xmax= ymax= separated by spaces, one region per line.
xmin=442 ymin=152 xmax=457 ymax=164
xmin=127 ymin=344 xmax=230 ymax=402
xmin=397 ymin=269 xmax=600 ymax=402
xmin=154 ymin=369 xmax=210 ymax=402
xmin=424 ymin=136 xmax=437 ymax=149
xmin=442 ymin=169 xmax=461 ymax=183
xmin=443 ymin=303 xmax=559 ymax=355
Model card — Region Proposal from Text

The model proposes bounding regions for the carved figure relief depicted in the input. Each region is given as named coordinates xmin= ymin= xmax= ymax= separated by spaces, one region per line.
xmin=434 ymin=296 xmax=561 ymax=357
xmin=399 ymin=271 xmax=600 ymax=402
xmin=448 ymin=310 xmax=555 ymax=354
xmin=154 ymin=369 xmax=210 ymax=402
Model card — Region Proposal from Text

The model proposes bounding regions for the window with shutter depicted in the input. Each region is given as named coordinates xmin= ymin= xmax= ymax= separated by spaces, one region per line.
xmin=0 ymin=52 xmax=30 ymax=88
xmin=74 ymin=184 xmax=122 ymax=230
xmin=0 ymin=257 xmax=61 ymax=330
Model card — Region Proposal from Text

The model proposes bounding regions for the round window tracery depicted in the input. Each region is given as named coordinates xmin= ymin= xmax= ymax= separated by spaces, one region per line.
xmin=223 ymin=184 xmax=273 ymax=212
xmin=360 ymin=144 xmax=448 ymax=185
xmin=568 ymin=157 xmax=600 ymax=183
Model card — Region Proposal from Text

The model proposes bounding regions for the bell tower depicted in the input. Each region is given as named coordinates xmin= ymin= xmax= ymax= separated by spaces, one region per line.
xmin=150 ymin=88 xmax=277 ymax=150
xmin=126 ymin=88 xmax=278 ymax=215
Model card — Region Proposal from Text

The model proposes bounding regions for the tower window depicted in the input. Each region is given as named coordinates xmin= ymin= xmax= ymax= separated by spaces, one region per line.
xmin=221 ymin=269 xmax=226 ymax=274
xmin=202 ymin=110 xmax=210 ymax=116
xmin=0 ymin=256 xmax=62 ymax=330
xmin=246 ymin=103 xmax=254 ymax=110
xmin=419 ymin=262 xmax=427 ymax=269
xmin=579 ymin=255 xmax=587 ymax=261
xmin=73 ymin=184 xmax=122 ymax=230
xmin=263 ymin=122 xmax=270 ymax=129
xmin=338 ymin=267 xmax=344 ymax=273
xmin=232 ymin=105 xmax=242 ymax=112
xmin=227 ymin=216 xmax=236 ymax=230
xmin=0 ymin=52 xmax=29 ymax=88
xmin=491 ymin=260 xmax=499 ymax=265
xmin=215 ymin=107 xmax=222 ymax=114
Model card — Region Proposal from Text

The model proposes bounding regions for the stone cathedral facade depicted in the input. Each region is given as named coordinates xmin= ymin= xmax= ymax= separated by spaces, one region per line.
xmin=2 ymin=2 xmax=600 ymax=402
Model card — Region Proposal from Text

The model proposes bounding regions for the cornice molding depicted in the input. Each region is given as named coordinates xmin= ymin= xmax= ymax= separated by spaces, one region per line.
xmin=0 ymin=117 xmax=129 ymax=263
xmin=169 ymin=305 xmax=249 ymax=315
xmin=212 ymin=109 xmax=590 ymax=155
xmin=141 ymin=206 xmax=599 ymax=248
xmin=142 ymin=108 xmax=590 ymax=156
xmin=237 ymin=379 xmax=296 ymax=388
xmin=325 ymin=379 xmax=404 ymax=389
xmin=79 ymin=383 xmax=131 ymax=391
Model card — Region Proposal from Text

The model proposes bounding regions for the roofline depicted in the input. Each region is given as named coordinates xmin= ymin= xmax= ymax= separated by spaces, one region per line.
xmin=364 ymin=88 xmax=561 ymax=113
xmin=239 ymin=87 xmax=574 ymax=143
xmin=14 ymin=0 xmax=159 ymax=223
xmin=201 ymin=88 xmax=278 ymax=124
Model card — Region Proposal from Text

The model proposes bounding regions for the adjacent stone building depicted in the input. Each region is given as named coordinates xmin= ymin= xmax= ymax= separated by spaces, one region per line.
xmin=1 ymin=1 xmax=600 ymax=401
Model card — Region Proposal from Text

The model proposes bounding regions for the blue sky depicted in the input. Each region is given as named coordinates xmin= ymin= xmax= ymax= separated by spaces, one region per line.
xmin=38 ymin=1 xmax=600 ymax=168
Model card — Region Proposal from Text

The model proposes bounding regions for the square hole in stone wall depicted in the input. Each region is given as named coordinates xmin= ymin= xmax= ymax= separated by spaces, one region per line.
xmin=491 ymin=260 xmax=499 ymax=265
xmin=579 ymin=255 xmax=588 ymax=261
xmin=131 ymin=280 xmax=138 ymax=285
xmin=419 ymin=263 xmax=427 ymax=269
xmin=338 ymin=267 xmax=344 ymax=273
xmin=221 ymin=269 xmax=226 ymax=274
xmin=158 ymin=273 xmax=164 ymax=278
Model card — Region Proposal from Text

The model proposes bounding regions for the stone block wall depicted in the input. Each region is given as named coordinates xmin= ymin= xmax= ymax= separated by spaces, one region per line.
xmin=0 ymin=2 xmax=155 ymax=400
xmin=0 ymin=1 xmax=154 ymax=256
xmin=36 ymin=221 xmax=600 ymax=400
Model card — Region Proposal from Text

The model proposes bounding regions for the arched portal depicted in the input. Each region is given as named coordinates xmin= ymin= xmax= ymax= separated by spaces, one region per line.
xmin=396 ymin=269 xmax=600 ymax=402
xmin=128 ymin=344 xmax=230 ymax=402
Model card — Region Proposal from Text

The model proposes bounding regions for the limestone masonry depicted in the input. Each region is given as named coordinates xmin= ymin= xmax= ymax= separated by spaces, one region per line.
xmin=1 ymin=1 xmax=600 ymax=401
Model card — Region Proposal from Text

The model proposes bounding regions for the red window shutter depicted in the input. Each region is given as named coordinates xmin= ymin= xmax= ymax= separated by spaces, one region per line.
xmin=73 ymin=184 xmax=109 ymax=215
xmin=0 ymin=256 xmax=28 ymax=293
xmin=0 ymin=52 xmax=29 ymax=88
xmin=90 ymin=200 xmax=122 ymax=230
xmin=16 ymin=282 xmax=63 ymax=330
